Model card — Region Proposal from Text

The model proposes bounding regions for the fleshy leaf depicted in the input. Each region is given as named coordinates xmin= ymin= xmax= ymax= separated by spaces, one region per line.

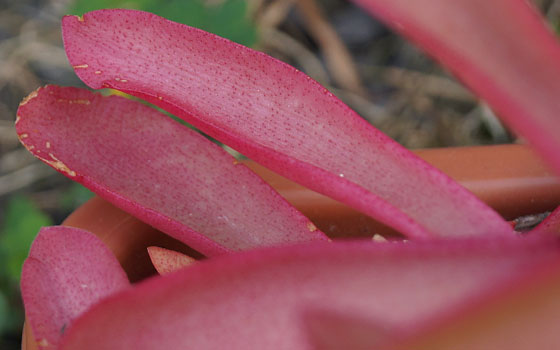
xmin=59 ymin=237 xmax=560 ymax=349
xmin=353 ymin=0 xmax=560 ymax=175
xmin=20 ymin=226 xmax=129 ymax=349
xmin=147 ymin=246 xmax=195 ymax=275
xmin=303 ymin=309 xmax=394 ymax=350
xmin=16 ymin=86 xmax=327 ymax=256
xmin=384 ymin=255 xmax=560 ymax=349
xmin=61 ymin=9 xmax=512 ymax=239
xmin=61 ymin=196 xmax=203 ymax=282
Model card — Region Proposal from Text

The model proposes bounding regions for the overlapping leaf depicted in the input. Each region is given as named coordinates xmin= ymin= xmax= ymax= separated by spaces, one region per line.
xmin=16 ymin=86 xmax=327 ymax=256
xmin=18 ymin=3 xmax=560 ymax=348
xmin=354 ymin=0 xmax=560 ymax=175
xmin=61 ymin=9 xmax=513 ymax=239
xmin=59 ymin=237 xmax=560 ymax=349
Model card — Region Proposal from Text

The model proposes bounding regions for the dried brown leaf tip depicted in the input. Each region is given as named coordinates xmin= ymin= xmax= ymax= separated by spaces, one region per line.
xmin=19 ymin=87 xmax=41 ymax=107
xmin=43 ymin=153 xmax=77 ymax=177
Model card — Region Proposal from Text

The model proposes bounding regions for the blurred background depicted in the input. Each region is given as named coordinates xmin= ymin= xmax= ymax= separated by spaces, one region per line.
xmin=0 ymin=0 xmax=559 ymax=348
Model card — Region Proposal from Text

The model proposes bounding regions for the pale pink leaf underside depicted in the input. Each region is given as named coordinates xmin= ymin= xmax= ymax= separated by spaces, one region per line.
xmin=20 ymin=226 xmax=129 ymax=349
xmin=354 ymin=0 xmax=560 ymax=175
xmin=302 ymin=309 xmax=396 ymax=350
xmin=59 ymin=237 xmax=560 ymax=349
xmin=147 ymin=246 xmax=196 ymax=275
xmin=61 ymin=9 xmax=512 ymax=239
xmin=305 ymin=253 xmax=560 ymax=350
xmin=382 ymin=255 xmax=560 ymax=349
xmin=15 ymin=86 xmax=327 ymax=256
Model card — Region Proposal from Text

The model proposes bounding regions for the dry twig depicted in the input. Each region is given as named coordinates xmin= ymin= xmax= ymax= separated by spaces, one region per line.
xmin=0 ymin=162 xmax=56 ymax=197
xmin=295 ymin=0 xmax=366 ymax=96
xmin=260 ymin=27 xmax=330 ymax=85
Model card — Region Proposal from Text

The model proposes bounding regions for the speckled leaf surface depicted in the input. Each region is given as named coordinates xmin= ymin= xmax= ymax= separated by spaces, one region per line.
xmin=147 ymin=246 xmax=195 ymax=275
xmin=61 ymin=9 xmax=513 ymax=239
xmin=15 ymin=86 xmax=327 ymax=256
xmin=59 ymin=237 xmax=560 ymax=349
xmin=20 ymin=226 xmax=129 ymax=349
xmin=354 ymin=0 xmax=560 ymax=175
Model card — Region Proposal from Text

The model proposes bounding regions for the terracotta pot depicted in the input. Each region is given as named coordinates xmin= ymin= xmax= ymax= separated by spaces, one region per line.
xmin=21 ymin=144 xmax=560 ymax=349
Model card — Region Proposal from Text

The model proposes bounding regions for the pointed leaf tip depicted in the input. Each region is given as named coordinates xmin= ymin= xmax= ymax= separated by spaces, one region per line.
xmin=147 ymin=246 xmax=196 ymax=275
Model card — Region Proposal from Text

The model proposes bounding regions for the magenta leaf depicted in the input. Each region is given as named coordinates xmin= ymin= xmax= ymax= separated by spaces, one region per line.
xmin=59 ymin=237 xmax=560 ymax=349
xmin=381 ymin=255 xmax=560 ymax=349
xmin=147 ymin=246 xmax=195 ymax=275
xmin=16 ymin=86 xmax=327 ymax=256
xmin=61 ymin=9 xmax=512 ymax=239
xmin=20 ymin=226 xmax=129 ymax=349
xmin=305 ymin=253 xmax=560 ymax=350
xmin=353 ymin=0 xmax=560 ymax=175
xmin=302 ymin=309 xmax=395 ymax=349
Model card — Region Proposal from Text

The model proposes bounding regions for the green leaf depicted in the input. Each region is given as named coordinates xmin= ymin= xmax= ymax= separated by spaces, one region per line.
xmin=69 ymin=0 xmax=257 ymax=46
xmin=0 ymin=196 xmax=52 ymax=283
xmin=0 ymin=292 xmax=8 ymax=333
xmin=70 ymin=0 xmax=154 ymax=14
xmin=60 ymin=183 xmax=94 ymax=212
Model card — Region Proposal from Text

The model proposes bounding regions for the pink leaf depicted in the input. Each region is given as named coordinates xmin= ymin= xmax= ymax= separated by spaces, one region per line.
xmin=16 ymin=86 xmax=327 ymax=256
xmin=302 ymin=309 xmax=395 ymax=349
xmin=20 ymin=226 xmax=129 ymax=349
xmin=382 ymin=255 xmax=560 ymax=349
xmin=61 ymin=9 xmax=512 ymax=239
xmin=147 ymin=246 xmax=195 ymax=275
xmin=59 ymin=237 xmax=560 ymax=349
xmin=353 ymin=0 xmax=560 ymax=175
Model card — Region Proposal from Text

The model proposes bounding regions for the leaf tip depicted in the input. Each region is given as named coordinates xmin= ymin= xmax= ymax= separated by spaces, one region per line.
xmin=19 ymin=87 xmax=41 ymax=107
xmin=147 ymin=246 xmax=195 ymax=275
xmin=372 ymin=234 xmax=388 ymax=242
